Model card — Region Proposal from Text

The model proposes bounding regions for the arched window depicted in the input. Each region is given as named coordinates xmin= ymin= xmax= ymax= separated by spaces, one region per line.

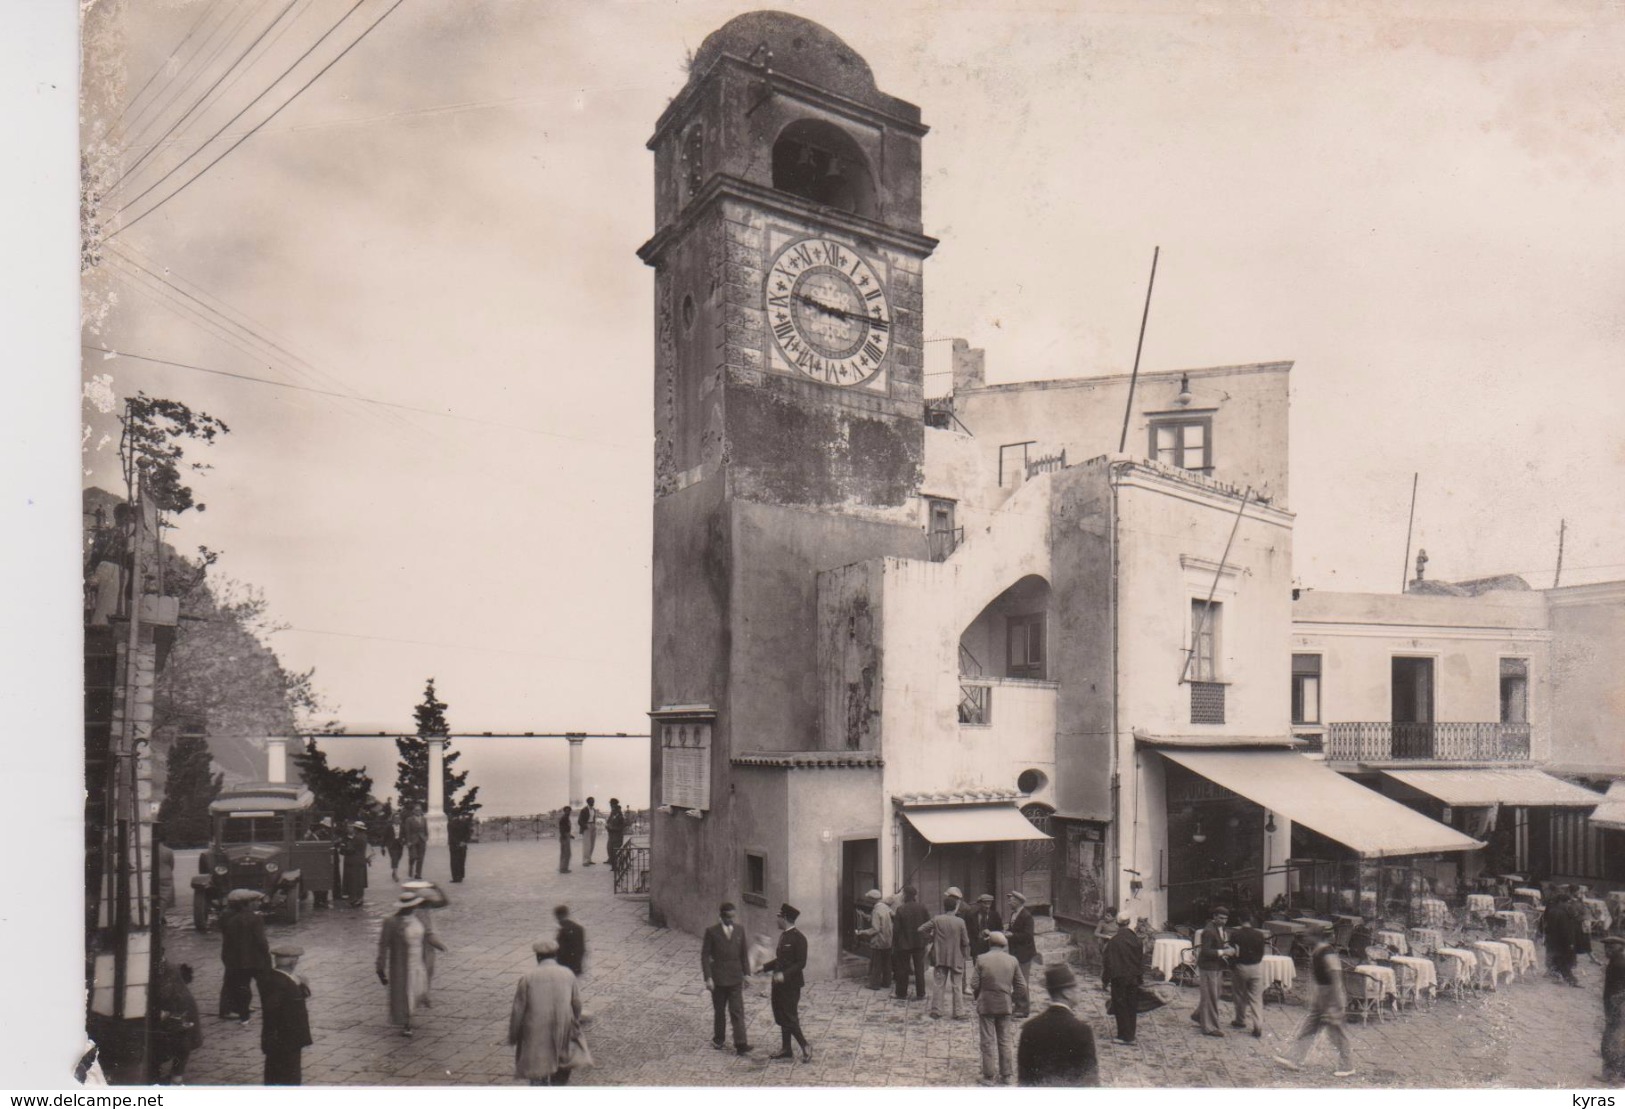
xmin=771 ymin=119 xmax=877 ymax=218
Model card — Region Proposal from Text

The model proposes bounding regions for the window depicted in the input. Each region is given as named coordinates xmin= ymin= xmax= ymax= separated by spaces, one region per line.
xmin=1007 ymin=613 xmax=1046 ymax=679
xmin=659 ymin=719 xmax=712 ymax=811
xmin=744 ymin=851 xmax=766 ymax=906
xmin=1292 ymin=654 xmax=1322 ymax=725
xmin=926 ymin=497 xmax=960 ymax=561
xmin=1150 ymin=417 xmax=1212 ymax=473
xmin=1500 ymin=658 xmax=1529 ymax=724
xmin=1189 ymin=600 xmax=1221 ymax=682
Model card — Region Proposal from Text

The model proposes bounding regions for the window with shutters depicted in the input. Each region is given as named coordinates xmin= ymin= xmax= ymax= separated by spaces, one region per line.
xmin=1499 ymin=658 xmax=1529 ymax=725
xmin=659 ymin=718 xmax=712 ymax=811
xmin=1292 ymin=654 xmax=1322 ymax=725
xmin=1007 ymin=613 xmax=1046 ymax=680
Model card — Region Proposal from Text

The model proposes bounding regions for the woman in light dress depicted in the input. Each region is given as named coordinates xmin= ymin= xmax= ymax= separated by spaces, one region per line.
xmin=377 ymin=887 xmax=449 ymax=1036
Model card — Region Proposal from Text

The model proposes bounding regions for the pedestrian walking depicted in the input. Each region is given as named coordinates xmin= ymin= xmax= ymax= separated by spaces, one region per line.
xmin=604 ymin=799 xmax=626 ymax=871
xmin=1193 ymin=905 xmax=1235 ymax=1036
xmin=921 ymin=895 xmax=971 ymax=1019
xmin=971 ymin=932 xmax=1027 ymax=1085
xmin=402 ymin=804 xmax=428 ymax=881
xmin=557 ymin=806 xmax=574 ymax=874
xmin=1273 ymin=939 xmax=1356 ymax=1078
xmin=1017 ymin=963 xmax=1100 ymax=1087
xmin=218 ymin=889 xmax=269 ymax=1023
xmin=508 ymin=937 xmax=586 ymax=1086
xmin=260 ymin=945 xmax=312 ymax=1086
xmin=1547 ymin=893 xmax=1581 ymax=987
xmin=855 ymin=889 xmax=893 ymax=990
xmin=448 ymin=811 xmax=472 ymax=883
xmin=1102 ymin=911 xmax=1143 ymax=1045
xmin=377 ymin=889 xmax=448 ymax=1037
xmin=380 ymin=813 xmax=404 ymax=882
xmin=1567 ymin=886 xmax=1595 ymax=966
xmin=555 ymin=904 xmax=586 ymax=977
xmin=700 ymin=902 xmax=752 ymax=1054
xmin=1230 ymin=912 xmax=1269 ymax=1037
xmin=1602 ymin=934 xmax=1625 ymax=1084
xmin=579 ymin=798 xmax=599 ymax=866
xmin=151 ymin=961 xmax=201 ymax=1086
xmin=1005 ymin=891 xmax=1038 ymax=1016
xmin=892 ymin=885 xmax=930 ymax=1001
xmin=340 ymin=821 xmax=370 ymax=907
xmin=764 ymin=903 xmax=811 ymax=1061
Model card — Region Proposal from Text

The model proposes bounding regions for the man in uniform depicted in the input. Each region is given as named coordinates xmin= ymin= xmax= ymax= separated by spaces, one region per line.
xmin=1017 ymin=963 xmax=1100 ymax=1086
xmin=764 ymin=903 xmax=811 ymax=1062
xmin=700 ymin=902 xmax=751 ymax=1054
xmin=218 ymin=889 xmax=269 ymax=1023
xmin=1006 ymin=891 xmax=1039 ymax=1017
xmin=260 ymin=944 xmax=312 ymax=1086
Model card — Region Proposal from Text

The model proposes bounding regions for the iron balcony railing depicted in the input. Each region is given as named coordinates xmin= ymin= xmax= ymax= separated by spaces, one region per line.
xmin=929 ymin=526 xmax=964 ymax=562
xmin=959 ymin=681 xmax=992 ymax=725
xmin=612 ymin=844 xmax=650 ymax=896
xmin=1324 ymin=721 xmax=1531 ymax=762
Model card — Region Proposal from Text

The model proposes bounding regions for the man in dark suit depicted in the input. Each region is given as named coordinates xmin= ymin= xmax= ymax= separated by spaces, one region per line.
xmin=1017 ymin=963 xmax=1100 ymax=1086
xmin=1102 ymin=912 xmax=1144 ymax=1044
xmin=892 ymin=886 xmax=930 ymax=1001
xmin=447 ymin=812 xmax=472 ymax=883
xmin=557 ymin=806 xmax=573 ymax=873
xmin=218 ymin=889 xmax=270 ymax=1023
xmin=1006 ymin=891 xmax=1038 ymax=1017
xmin=259 ymin=944 xmax=312 ymax=1085
xmin=968 ymin=894 xmax=1004 ymax=958
xmin=554 ymin=904 xmax=586 ymax=977
xmin=764 ymin=903 xmax=810 ymax=1062
xmin=1194 ymin=905 xmax=1234 ymax=1036
xmin=700 ymin=902 xmax=751 ymax=1054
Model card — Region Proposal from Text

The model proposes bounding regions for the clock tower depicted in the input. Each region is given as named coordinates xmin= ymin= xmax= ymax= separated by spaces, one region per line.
xmin=638 ymin=13 xmax=936 ymax=954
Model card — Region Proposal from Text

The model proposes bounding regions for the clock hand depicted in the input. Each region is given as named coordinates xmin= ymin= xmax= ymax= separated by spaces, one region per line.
xmin=791 ymin=291 xmax=889 ymax=328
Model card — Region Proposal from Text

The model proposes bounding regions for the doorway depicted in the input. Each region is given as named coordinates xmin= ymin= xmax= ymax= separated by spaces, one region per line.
xmin=840 ymin=839 xmax=878 ymax=958
xmin=1391 ymin=657 xmax=1435 ymax=758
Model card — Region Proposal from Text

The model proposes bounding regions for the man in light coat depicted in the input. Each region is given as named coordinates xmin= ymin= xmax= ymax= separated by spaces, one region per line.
xmin=971 ymin=932 xmax=1028 ymax=1086
xmin=508 ymin=938 xmax=583 ymax=1086
xmin=578 ymin=798 xmax=598 ymax=866
xmin=855 ymin=889 xmax=893 ymax=991
xmin=920 ymin=896 xmax=971 ymax=1019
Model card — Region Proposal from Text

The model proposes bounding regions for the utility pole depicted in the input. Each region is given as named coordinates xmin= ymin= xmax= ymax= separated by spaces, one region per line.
xmin=1400 ymin=473 xmax=1419 ymax=592
xmin=1117 ymin=246 xmax=1160 ymax=453
xmin=1554 ymin=519 xmax=1567 ymax=588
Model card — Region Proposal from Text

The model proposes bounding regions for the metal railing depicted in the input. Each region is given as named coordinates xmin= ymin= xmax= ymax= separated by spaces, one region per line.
xmin=1026 ymin=448 xmax=1067 ymax=479
xmin=929 ymin=527 xmax=964 ymax=562
xmin=1190 ymin=681 xmax=1225 ymax=725
xmin=959 ymin=681 xmax=992 ymax=725
xmin=1324 ymin=722 xmax=1531 ymax=762
xmin=613 ymin=845 xmax=650 ymax=896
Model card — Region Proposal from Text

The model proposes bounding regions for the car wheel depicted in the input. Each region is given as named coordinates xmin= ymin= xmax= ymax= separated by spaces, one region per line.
xmin=192 ymin=890 xmax=209 ymax=932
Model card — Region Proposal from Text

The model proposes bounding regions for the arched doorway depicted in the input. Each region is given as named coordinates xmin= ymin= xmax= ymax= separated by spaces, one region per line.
xmin=1019 ymin=801 xmax=1054 ymax=910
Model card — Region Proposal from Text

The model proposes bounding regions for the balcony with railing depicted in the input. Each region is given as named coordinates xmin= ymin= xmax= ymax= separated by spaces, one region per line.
xmin=1323 ymin=721 xmax=1531 ymax=764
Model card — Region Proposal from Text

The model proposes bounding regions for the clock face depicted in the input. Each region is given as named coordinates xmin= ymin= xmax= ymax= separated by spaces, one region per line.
xmin=764 ymin=236 xmax=892 ymax=388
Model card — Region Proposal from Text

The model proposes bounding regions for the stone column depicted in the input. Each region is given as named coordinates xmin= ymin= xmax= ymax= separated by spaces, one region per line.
xmin=567 ymin=734 xmax=585 ymax=808
xmin=425 ymin=736 xmax=449 ymax=846
xmin=265 ymin=737 xmax=288 ymax=783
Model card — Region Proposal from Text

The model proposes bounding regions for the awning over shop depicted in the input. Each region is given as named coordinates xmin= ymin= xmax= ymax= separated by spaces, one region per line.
xmin=1585 ymin=781 xmax=1625 ymax=831
xmin=1159 ymin=748 xmax=1483 ymax=859
xmin=901 ymin=805 xmax=1051 ymax=844
xmin=1383 ymin=768 xmax=1604 ymax=808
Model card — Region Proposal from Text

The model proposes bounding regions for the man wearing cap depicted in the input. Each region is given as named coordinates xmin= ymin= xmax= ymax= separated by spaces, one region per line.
xmin=218 ymin=890 xmax=270 ymax=1023
xmin=921 ymin=895 xmax=971 ymax=1019
xmin=448 ymin=811 xmax=473 ymax=883
xmin=1006 ymin=891 xmax=1038 ymax=1017
xmin=1102 ymin=912 xmax=1143 ymax=1045
xmin=700 ymin=902 xmax=751 ymax=1054
xmin=967 ymin=893 xmax=1003 ymax=996
xmin=259 ymin=945 xmax=311 ymax=1086
xmin=1017 ymin=963 xmax=1100 ymax=1087
xmin=555 ymin=905 xmax=586 ymax=977
xmin=340 ymin=821 xmax=370 ymax=907
xmin=855 ymin=890 xmax=893 ymax=991
xmin=971 ymin=932 xmax=1027 ymax=1085
xmin=892 ymin=886 xmax=931 ymax=1002
xmin=764 ymin=903 xmax=811 ymax=1061
xmin=402 ymin=803 xmax=428 ymax=881
xmin=509 ymin=937 xmax=583 ymax=1086
xmin=1194 ymin=905 xmax=1235 ymax=1036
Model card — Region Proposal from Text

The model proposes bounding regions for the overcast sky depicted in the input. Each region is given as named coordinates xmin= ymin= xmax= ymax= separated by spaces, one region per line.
xmin=79 ymin=0 xmax=1625 ymax=742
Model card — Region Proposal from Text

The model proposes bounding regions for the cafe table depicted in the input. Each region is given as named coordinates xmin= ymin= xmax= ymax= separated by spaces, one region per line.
xmin=1354 ymin=963 xmax=1398 ymax=1002
xmin=1389 ymin=954 xmax=1438 ymax=998
xmin=1293 ymin=917 xmax=1332 ymax=933
xmin=1437 ymin=946 xmax=1478 ymax=983
xmin=1584 ymin=898 xmax=1610 ymax=930
xmin=1512 ymin=886 xmax=1543 ymax=905
xmin=1502 ymin=937 xmax=1537 ymax=976
xmin=1411 ymin=897 xmax=1448 ymax=929
xmin=1466 ymin=894 xmax=1496 ymax=915
xmin=1151 ymin=936 xmax=1193 ymax=980
xmin=1471 ymin=940 xmax=1516 ymax=988
xmin=1375 ymin=929 xmax=1409 ymax=955
xmin=1259 ymin=953 xmax=1297 ymax=995
xmin=1491 ymin=910 xmax=1529 ymax=938
xmin=1408 ymin=927 xmax=1443 ymax=956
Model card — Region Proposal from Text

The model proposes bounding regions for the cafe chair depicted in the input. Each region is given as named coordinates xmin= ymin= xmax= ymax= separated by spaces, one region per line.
xmin=1434 ymin=954 xmax=1468 ymax=1002
xmin=1342 ymin=966 xmax=1387 ymax=1023
xmin=1364 ymin=943 xmax=1392 ymax=963
xmin=1170 ymin=947 xmax=1199 ymax=989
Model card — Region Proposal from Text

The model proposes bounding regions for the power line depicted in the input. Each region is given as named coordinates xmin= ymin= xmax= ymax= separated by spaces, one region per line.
xmin=278 ymin=624 xmax=627 ymax=666
xmin=118 ymin=0 xmax=267 ymax=154
xmin=110 ymin=0 xmax=306 ymax=196
xmin=81 ymin=343 xmax=641 ymax=448
xmin=101 ymin=0 xmax=226 ymax=145
xmin=114 ymin=0 xmax=375 ymax=223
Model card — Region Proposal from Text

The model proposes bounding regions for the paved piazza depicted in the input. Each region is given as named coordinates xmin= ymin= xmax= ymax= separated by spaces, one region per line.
xmin=165 ymin=839 xmax=1609 ymax=1087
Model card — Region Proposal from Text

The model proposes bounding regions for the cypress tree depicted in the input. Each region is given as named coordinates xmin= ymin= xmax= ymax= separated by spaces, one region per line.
xmin=156 ymin=730 xmax=221 ymax=847
xmin=395 ymin=679 xmax=481 ymax=818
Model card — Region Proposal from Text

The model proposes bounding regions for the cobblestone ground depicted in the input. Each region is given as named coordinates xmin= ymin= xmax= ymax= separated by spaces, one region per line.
xmin=165 ymin=840 xmax=1611 ymax=1088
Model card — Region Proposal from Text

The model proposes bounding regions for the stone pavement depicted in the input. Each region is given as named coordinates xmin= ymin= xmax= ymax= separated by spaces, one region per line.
xmin=163 ymin=839 xmax=1612 ymax=1087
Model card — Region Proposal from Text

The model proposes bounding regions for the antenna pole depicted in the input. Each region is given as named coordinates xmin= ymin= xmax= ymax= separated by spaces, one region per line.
xmin=1117 ymin=246 xmax=1160 ymax=453
xmin=1553 ymin=519 xmax=1566 ymax=588
xmin=1400 ymin=472 xmax=1419 ymax=592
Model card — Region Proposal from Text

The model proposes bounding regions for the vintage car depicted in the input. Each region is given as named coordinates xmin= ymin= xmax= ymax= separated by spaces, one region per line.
xmin=191 ymin=782 xmax=337 ymax=930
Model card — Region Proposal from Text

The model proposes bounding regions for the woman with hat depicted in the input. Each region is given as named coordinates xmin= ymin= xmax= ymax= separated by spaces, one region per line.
xmin=377 ymin=889 xmax=448 ymax=1036
xmin=1602 ymin=934 xmax=1625 ymax=1084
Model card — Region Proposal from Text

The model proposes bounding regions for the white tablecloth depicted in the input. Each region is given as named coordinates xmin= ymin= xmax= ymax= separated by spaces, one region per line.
xmin=1584 ymin=898 xmax=1610 ymax=929
xmin=1466 ymin=894 xmax=1496 ymax=915
xmin=1376 ymin=930 xmax=1409 ymax=955
xmin=1390 ymin=954 xmax=1438 ymax=995
xmin=1412 ymin=898 xmax=1448 ymax=928
xmin=1491 ymin=910 xmax=1530 ymax=938
xmin=1259 ymin=953 xmax=1296 ymax=993
xmin=1293 ymin=917 xmax=1332 ymax=932
xmin=1355 ymin=964 xmax=1397 ymax=999
xmin=1503 ymin=937 xmax=1537 ymax=975
xmin=1472 ymin=941 xmax=1515 ymax=987
xmin=1409 ymin=927 xmax=1443 ymax=955
xmin=1438 ymin=946 xmax=1477 ymax=975
xmin=1151 ymin=937 xmax=1192 ymax=980
xmin=1512 ymin=887 xmax=1543 ymax=904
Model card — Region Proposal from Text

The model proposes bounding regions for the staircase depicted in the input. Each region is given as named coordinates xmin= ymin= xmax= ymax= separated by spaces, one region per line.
xmin=1033 ymin=913 xmax=1086 ymax=969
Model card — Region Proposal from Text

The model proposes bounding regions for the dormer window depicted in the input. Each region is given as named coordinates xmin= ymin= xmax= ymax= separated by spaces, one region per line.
xmin=771 ymin=119 xmax=877 ymax=218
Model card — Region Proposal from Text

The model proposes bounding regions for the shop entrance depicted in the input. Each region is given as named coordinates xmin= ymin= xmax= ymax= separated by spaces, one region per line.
xmin=840 ymin=838 xmax=878 ymax=957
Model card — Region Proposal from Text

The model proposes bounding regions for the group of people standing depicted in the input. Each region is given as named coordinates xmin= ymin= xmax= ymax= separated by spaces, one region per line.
xmin=555 ymin=797 xmax=628 ymax=875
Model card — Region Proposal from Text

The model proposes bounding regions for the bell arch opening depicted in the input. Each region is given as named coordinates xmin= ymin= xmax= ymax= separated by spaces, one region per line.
xmin=771 ymin=118 xmax=878 ymax=218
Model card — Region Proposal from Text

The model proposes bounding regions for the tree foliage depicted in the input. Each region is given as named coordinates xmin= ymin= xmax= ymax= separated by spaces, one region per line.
xmin=292 ymin=737 xmax=380 ymax=826
xmin=395 ymin=679 xmax=481 ymax=818
xmin=156 ymin=729 xmax=222 ymax=847
xmin=119 ymin=392 xmax=228 ymax=518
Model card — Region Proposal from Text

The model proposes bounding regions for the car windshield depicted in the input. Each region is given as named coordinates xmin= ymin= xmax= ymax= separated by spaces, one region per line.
xmin=220 ymin=815 xmax=288 ymax=844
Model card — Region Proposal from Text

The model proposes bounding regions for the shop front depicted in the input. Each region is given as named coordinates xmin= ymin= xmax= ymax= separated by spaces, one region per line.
xmin=895 ymin=800 xmax=1052 ymax=908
